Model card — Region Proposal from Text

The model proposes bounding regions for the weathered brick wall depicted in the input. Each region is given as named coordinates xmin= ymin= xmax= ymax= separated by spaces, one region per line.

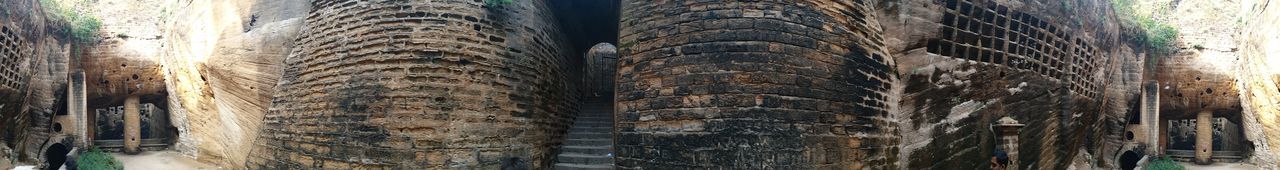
xmin=616 ymin=0 xmax=898 ymax=169
xmin=246 ymin=0 xmax=579 ymax=169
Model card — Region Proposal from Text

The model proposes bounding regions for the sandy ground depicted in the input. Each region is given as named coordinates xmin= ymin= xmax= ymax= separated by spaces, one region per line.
xmin=111 ymin=151 xmax=221 ymax=170
xmin=1179 ymin=162 xmax=1266 ymax=170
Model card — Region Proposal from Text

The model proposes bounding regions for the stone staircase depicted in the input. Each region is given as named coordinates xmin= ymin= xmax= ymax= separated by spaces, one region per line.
xmin=554 ymin=96 xmax=615 ymax=170
xmin=1165 ymin=149 xmax=1246 ymax=163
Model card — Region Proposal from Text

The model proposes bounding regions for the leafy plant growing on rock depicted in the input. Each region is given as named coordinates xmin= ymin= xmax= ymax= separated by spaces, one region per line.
xmin=1111 ymin=0 xmax=1178 ymax=55
xmin=40 ymin=0 xmax=101 ymax=43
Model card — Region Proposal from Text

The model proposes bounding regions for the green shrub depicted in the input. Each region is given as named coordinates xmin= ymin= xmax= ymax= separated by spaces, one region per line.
xmin=40 ymin=0 xmax=100 ymax=43
xmin=1111 ymin=0 xmax=1178 ymax=55
xmin=485 ymin=0 xmax=513 ymax=6
xmin=1145 ymin=156 xmax=1185 ymax=170
xmin=77 ymin=148 xmax=123 ymax=170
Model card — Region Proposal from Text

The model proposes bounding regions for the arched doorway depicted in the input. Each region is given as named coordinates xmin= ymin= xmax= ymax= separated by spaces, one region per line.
xmin=1119 ymin=150 xmax=1141 ymax=170
xmin=44 ymin=143 xmax=68 ymax=170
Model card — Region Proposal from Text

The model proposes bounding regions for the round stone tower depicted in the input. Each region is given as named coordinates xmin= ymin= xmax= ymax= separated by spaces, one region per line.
xmin=615 ymin=0 xmax=899 ymax=169
xmin=246 ymin=0 xmax=579 ymax=169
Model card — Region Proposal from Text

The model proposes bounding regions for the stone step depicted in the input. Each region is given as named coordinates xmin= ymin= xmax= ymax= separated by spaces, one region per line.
xmin=571 ymin=121 xmax=613 ymax=126
xmin=568 ymin=128 xmax=613 ymax=134
xmin=565 ymin=138 xmax=612 ymax=146
xmin=572 ymin=121 xmax=612 ymax=127
xmin=557 ymin=153 xmax=613 ymax=164
xmin=569 ymin=126 xmax=612 ymax=132
xmin=565 ymin=132 xmax=611 ymax=139
xmin=562 ymin=145 xmax=612 ymax=154
xmin=553 ymin=163 xmax=614 ymax=170
xmin=567 ymin=126 xmax=612 ymax=132
xmin=575 ymin=116 xmax=613 ymax=121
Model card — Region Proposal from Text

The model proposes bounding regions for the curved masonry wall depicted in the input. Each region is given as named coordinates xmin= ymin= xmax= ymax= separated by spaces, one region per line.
xmin=616 ymin=0 xmax=898 ymax=169
xmin=246 ymin=0 xmax=579 ymax=169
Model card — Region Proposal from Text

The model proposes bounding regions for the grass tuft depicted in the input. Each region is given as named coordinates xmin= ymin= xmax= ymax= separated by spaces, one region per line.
xmin=485 ymin=0 xmax=513 ymax=6
xmin=77 ymin=147 xmax=123 ymax=170
xmin=1145 ymin=156 xmax=1185 ymax=170
xmin=40 ymin=0 xmax=100 ymax=43
xmin=1111 ymin=0 xmax=1178 ymax=55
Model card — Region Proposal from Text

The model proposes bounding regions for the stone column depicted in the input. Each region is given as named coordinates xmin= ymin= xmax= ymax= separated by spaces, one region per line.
xmin=995 ymin=117 xmax=1025 ymax=170
xmin=1159 ymin=117 xmax=1169 ymax=156
xmin=1142 ymin=81 xmax=1160 ymax=154
xmin=123 ymin=95 xmax=141 ymax=154
xmin=1195 ymin=110 xmax=1212 ymax=164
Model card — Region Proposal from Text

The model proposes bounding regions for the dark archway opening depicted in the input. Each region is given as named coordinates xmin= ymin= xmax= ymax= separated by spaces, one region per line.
xmin=1119 ymin=150 xmax=1141 ymax=170
xmin=548 ymin=0 xmax=620 ymax=53
xmin=44 ymin=143 xmax=68 ymax=170
xmin=547 ymin=0 xmax=621 ymax=97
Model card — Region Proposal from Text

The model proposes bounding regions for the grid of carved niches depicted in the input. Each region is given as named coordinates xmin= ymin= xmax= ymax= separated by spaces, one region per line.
xmin=0 ymin=26 xmax=28 ymax=91
xmin=926 ymin=0 xmax=1102 ymax=98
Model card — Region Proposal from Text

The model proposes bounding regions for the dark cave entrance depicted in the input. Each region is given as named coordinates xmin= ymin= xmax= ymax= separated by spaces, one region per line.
xmin=1160 ymin=109 xmax=1250 ymax=162
xmin=1119 ymin=150 xmax=1140 ymax=170
xmin=86 ymin=94 xmax=176 ymax=150
xmin=43 ymin=143 xmax=68 ymax=170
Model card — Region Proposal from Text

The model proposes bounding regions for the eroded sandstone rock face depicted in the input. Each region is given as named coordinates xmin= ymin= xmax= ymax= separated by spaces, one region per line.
xmin=1236 ymin=0 xmax=1280 ymax=168
xmin=246 ymin=0 xmax=580 ymax=169
xmin=616 ymin=0 xmax=899 ymax=168
xmin=0 ymin=0 xmax=74 ymax=165
xmin=153 ymin=0 xmax=308 ymax=167
xmin=876 ymin=0 xmax=1134 ymax=169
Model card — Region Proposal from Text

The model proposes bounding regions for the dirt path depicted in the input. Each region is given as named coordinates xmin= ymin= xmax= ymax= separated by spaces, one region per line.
xmin=111 ymin=151 xmax=221 ymax=169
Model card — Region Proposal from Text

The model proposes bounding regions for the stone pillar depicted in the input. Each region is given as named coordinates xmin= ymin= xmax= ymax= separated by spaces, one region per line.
xmin=123 ymin=95 xmax=141 ymax=154
xmin=1159 ymin=117 xmax=1169 ymax=156
xmin=70 ymin=71 xmax=89 ymax=147
xmin=995 ymin=117 xmax=1025 ymax=170
xmin=1142 ymin=81 xmax=1160 ymax=154
xmin=1195 ymin=110 xmax=1213 ymax=164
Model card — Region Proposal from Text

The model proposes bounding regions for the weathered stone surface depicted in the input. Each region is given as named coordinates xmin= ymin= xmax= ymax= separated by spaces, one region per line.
xmin=1236 ymin=0 xmax=1280 ymax=168
xmin=154 ymin=0 xmax=309 ymax=166
xmin=616 ymin=0 xmax=898 ymax=168
xmin=246 ymin=0 xmax=580 ymax=169
xmin=0 ymin=0 xmax=74 ymax=165
xmin=878 ymin=0 xmax=1129 ymax=169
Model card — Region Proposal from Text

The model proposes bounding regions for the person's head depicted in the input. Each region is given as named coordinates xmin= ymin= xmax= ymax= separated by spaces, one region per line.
xmin=991 ymin=150 xmax=1009 ymax=170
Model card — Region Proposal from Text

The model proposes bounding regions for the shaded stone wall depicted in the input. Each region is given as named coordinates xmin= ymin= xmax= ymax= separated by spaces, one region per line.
xmin=876 ymin=0 xmax=1131 ymax=169
xmin=0 ymin=0 xmax=74 ymax=165
xmin=616 ymin=0 xmax=898 ymax=168
xmin=246 ymin=0 xmax=579 ymax=169
xmin=926 ymin=0 xmax=1103 ymax=98
xmin=79 ymin=37 xmax=168 ymax=106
